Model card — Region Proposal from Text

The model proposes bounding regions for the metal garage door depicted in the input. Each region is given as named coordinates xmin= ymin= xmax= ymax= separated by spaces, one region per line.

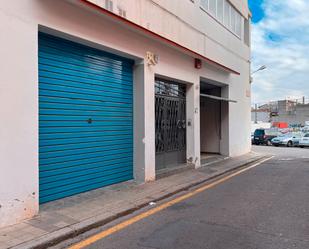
xmin=39 ymin=33 xmax=134 ymax=203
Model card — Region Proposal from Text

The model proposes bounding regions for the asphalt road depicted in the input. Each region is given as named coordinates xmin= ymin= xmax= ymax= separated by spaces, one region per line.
xmin=64 ymin=147 xmax=309 ymax=249
xmin=252 ymin=144 xmax=309 ymax=158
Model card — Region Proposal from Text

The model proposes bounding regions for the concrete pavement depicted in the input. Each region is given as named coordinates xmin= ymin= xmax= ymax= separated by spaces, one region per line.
xmin=63 ymin=147 xmax=309 ymax=249
xmin=0 ymin=152 xmax=265 ymax=249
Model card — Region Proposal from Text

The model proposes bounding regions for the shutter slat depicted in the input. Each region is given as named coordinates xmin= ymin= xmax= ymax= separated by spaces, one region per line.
xmin=39 ymin=33 xmax=134 ymax=203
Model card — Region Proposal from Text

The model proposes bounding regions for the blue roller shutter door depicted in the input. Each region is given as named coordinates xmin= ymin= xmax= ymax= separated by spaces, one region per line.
xmin=39 ymin=33 xmax=134 ymax=203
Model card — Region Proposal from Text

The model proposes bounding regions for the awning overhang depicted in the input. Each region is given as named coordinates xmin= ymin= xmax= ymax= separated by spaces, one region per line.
xmin=200 ymin=93 xmax=237 ymax=103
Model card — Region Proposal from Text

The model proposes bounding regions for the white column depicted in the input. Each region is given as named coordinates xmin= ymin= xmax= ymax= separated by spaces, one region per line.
xmin=186 ymin=80 xmax=201 ymax=168
xmin=133 ymin=63 xmax=156 ymax=183
xmin=144 ymin=65 xmax=156 ymax=181
xmin=220 ymin=86 xmax=230 ymax=156
xmin=0 ymin=14 xmax=38 ymax=228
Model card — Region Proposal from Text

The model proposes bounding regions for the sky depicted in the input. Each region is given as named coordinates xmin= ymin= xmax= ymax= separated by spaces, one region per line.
xmin=248 ymin=0 xmax=309 ymax=104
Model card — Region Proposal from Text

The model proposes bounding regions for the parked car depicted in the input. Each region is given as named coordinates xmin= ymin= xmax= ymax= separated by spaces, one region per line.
xmin=253 ymin=129 xmax=279 ymax=146
xmin=251 ymin=133 xmax=254 ymax=144
xmin=292 ymin=133 xmax=305 ymax=147
xmin=299 ymin=134 xmax=309 ymax=148
xmin=271 ymin=133 xmax=303 ymax=147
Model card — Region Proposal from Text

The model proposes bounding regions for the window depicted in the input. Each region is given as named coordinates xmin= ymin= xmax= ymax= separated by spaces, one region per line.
xmin=105 ymin=0 xmax=113 ymax=12
xmin=217 ymin=0 xmax=224 ymax=22
xmin=235 ymin=12 xmax=242 ymax=37
xmin=230 ymin=7 xmax=236 ymax=33
xmin=244 ymin=17 xmax=250 ymax=46
xmin=254 ymin=129 xmax=265 ymax=136
xmin=118 ymin=7 xmax=126 ymax=18
xmin=200 ymin=0 xmax=208 ymax=10
xmin=201 ymin=0 xmax=243 ymax=39
xmin=223 ymin=0 xmax=230 ymax=28
xmin=209 ymin=0 xmax=216 ymax=16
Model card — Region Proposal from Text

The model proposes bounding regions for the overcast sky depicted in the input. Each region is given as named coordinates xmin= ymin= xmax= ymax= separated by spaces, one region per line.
xmin=248 ymin=0 xmax=309 ymax=104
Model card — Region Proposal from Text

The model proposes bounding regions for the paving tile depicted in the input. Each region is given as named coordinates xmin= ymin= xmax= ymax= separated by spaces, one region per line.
xmin=51 ymin=212 xmax=78 ymax=224
xmin=90 ymin=208 xmax=113 ymax=216
xmin=26 ymin=228 xmax=46 ymax=237
xmin=12 ymin=227 xmax=74 ymax=249
xmin=10 ymin=232 xmax=35 ymax=243
xmin=0 ymin=242 xmax=10 ymax=249
xmin=0 ymin=226 xmax=19 ymax=235
xmin=4 ymin=237 xmax=23 ymax=247
xmin=69 ymin=211 xmax=113 ymax=232
xmin=63 ymin=212 xmax=92 ymax=221
xmin=5 ymin=229 xmax=28 ymax=240
xmin=0 ymin=235 xmax=10 ymax=243
xmin=109 ymin=202 xmax=137 ymax=215
xmin=25 ymin=218 xmax=59 ymax=233
xmin=0 ymin=228 xmax=7 ymax=236
xmin=127 ymin=197 xmax=153 ymax=208
xmin=2 ymin=223 xmax=28 ymax=234
xmin=53 ymin=221 xmax=71 ymax=228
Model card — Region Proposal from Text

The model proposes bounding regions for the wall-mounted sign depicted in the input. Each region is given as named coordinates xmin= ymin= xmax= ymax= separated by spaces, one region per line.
xmin=146 ymin=52 xmax=159 ymax=66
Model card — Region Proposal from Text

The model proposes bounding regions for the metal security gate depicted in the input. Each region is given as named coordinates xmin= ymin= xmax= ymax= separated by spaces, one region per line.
xmin=39 ymin=33 xmax=134 ymax=203
xmin=155 ymin=79 xmax=186 ymax=171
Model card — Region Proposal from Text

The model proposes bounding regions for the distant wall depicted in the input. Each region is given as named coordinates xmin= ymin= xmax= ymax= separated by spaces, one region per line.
xmin=251 ymin=111 xmax=270 ymax=123
xmin=272 ymin=104 xmax=309 ymax=125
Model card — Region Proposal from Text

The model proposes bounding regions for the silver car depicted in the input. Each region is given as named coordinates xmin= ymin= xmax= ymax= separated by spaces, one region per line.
xmin=299 ymin=134 xmax=309 ymax=148
xmin=292 ymin=133 xmax=306 ymax=147
xmin=271 ymin=133 xmax=303 ymax=147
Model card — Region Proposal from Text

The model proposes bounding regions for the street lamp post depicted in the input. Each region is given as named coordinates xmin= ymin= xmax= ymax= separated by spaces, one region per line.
xmin=255 ymin=103 xmax=258 ymax=124
xmin=250 ymin=65 xmax=267 ymax=84
xmin=252 ymin=65 xmax=267 ymax=75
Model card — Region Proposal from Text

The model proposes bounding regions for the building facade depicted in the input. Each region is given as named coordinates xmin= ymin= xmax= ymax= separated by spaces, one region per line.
xmin=0 ymin=0 xmax=251 ymax=227
xmin=252 ymin=99 xmax=309 ymax=126
xmin=271 ymin=100 xmax=309 ymax=126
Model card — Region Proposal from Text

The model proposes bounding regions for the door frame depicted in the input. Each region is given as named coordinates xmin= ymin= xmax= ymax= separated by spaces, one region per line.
xmin=154 ymin=77 xmax=187 ymax=171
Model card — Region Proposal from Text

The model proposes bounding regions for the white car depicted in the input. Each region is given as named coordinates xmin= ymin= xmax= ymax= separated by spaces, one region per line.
xmin=271 ymin=133 xmax=303 ymax=147
xmin=292 ymin=133 xmax=306 ymax=147
xmin=299 ymin=134 xmax=309 ymax=148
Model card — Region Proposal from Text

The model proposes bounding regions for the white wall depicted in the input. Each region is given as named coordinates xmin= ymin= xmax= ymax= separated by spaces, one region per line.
xmin=0 ymin=0 xmax=250 ymax=227
xmin=87 ymin=0 xmax=251 ymax=73
xmin=0 ymin=5 xmax=39 ymax=227
xmin=185 ymin=77 xmax=201 ymax=167
xmin=228 ymin=63 xmax=252 ymax=156
xmin=251 ymin=111 xmax=271 ymax=123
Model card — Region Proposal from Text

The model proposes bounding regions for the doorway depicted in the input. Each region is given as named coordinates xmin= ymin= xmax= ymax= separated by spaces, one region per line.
xmin=155 ymin=79 xmax=187 ymax=171
xmin=200 ymin=89 xmax=221 ymax=154
xmin=200 ymin=81 xmax=229 ymax=162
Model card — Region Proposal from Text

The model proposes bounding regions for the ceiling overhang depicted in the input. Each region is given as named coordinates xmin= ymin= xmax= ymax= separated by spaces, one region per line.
xmin=200 ymin=93 xmax=237 ymax=103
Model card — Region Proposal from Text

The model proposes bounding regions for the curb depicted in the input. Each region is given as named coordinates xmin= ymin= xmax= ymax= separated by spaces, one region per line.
xmin=11 ymin=154 xmax=270 ymax=249
xmin=200 ymin=156 xmax=229 ymax=167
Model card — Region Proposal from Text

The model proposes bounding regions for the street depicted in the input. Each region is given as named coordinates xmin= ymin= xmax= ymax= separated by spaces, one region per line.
xmin=57 ymin=146 xmax=309 ymax=249
xmin=1 ymin=1 xmax=309 ymax=249
xmin=252 ymin=145 xmax=309 ymax=158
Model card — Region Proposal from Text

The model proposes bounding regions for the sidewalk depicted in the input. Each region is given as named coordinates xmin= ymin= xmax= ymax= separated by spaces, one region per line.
xmin=0 ymin=152 xmax=268 ymax=249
